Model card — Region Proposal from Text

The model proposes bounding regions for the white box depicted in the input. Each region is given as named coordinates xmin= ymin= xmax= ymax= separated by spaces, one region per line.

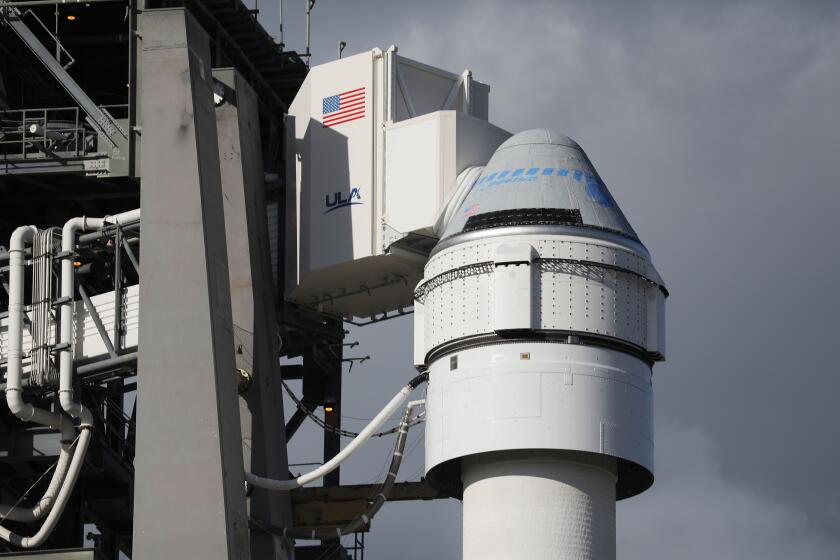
xmin=385 ymin=111 xmax=510 ymax=238
xmin=284 ymin=47 xmax=508 ymax=320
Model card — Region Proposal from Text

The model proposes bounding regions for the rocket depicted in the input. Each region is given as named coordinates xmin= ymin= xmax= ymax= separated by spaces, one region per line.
xmin=415 ymin=129 xmax=667 ymax=560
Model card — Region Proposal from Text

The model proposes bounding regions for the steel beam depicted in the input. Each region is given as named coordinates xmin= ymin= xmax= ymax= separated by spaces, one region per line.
xmin=78 ymin=283 xmax=117 ymax=359
xmin=1 ymin=7 xmax=126 ymax=148
xmin=321 ymin=345 xmax=342 ymax=488
xmin=113 ymin=226 xmax=123 ymax=353
xmin=281 ymin=481 xmax=449 ymax=533
xmin=283 ymin=407 xmax=307 ymax=441
xmin=119 ymin=235 xmax=140 ymax=276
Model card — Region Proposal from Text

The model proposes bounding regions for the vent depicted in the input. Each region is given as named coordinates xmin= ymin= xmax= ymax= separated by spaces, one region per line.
xmin=462 ymin=208 xmax=583 ymax=233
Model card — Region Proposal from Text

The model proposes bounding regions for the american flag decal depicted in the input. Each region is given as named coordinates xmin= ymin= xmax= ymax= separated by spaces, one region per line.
xmin=322 ymin=87 xmax=366 ymax=127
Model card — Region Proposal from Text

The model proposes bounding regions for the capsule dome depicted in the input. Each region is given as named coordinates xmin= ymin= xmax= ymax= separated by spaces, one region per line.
xmin=440 ymin=129 xmax=640 ymax=244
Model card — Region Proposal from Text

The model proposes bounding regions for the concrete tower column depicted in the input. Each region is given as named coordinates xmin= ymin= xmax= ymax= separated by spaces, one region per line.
xmin=214 ymin=67 xmax=293 ymax=559
xmin=134 ymin=9 xmax=250 ymax=559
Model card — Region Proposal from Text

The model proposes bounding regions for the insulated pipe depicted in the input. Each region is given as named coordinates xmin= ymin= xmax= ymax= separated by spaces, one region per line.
xmin=0 ymin=426 xmax=92 ymax=548
xmin=58 ymin=217 xmax=103 ymax=422
xmin=246 ymin=373 xmax=427 ymax=491
xmin=0 ymin=443 xmax=73 ymax=523
xmin=58 ymin=209 xmax=139 ymax=422
xmin=26 ymin=124 xmax=69 ymax=143
xmin=3 ymin=226 xmax=76 ymax=523
xmin=280 ymin=400 xmax=424 ymax=540
xmin=0 ymin=209 xmax=138 ymax=546
xmin=7 ymin=227 xmax=39 ymax=422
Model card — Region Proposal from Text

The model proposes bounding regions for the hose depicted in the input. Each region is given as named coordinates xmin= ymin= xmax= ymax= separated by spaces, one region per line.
xmin=0 ymin=441 xmax=73 ymax=523
xmin=280 ymin=378 xmax=424 ymax=439
xmin=246 ymin=372 xmax=427 ymax=492
xmin=281 ymin=399 xmax=424 ymax=540
xmin=0 ymin=426 xmax=93 ymax=548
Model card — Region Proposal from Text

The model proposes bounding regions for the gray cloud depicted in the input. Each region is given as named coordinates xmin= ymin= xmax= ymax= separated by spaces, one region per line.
xmin=620 ymin=426 xmax=840 ymax=559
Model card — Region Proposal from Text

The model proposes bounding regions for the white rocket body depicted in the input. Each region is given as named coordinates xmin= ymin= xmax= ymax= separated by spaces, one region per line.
xmin=414 ymin=130 xmax=667 ymax=560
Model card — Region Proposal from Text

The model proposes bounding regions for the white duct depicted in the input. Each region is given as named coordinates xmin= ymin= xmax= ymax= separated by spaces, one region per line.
xmin=0 ymin=428 xmax=92 ymax=548
xmin=462 ymin=456 xmax=617 ymax=560
xmin=58 ymin=210 xmax=140 ymax=421
xmin=0 ymin=210 xmax=139 ymax=546
xmin=3 ymin=226 xmax=76 ymax=524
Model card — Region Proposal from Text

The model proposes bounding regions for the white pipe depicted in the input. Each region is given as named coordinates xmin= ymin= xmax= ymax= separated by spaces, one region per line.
xmin=7 ymin=227 xmax=45 ymax=423
xmin=0 ymin=444 xmax=73 ymax=523
xmin=104 ymin=209 xmax=141 ymax=226
xmin=58 ymin=209 xmax=140 ymax=422
xmin=3 ymin=226 xmax=76 ymax=523
xmin=281 ymin=399 xmax=426 ymax=539
xmin=0 ymin=427 xmax=92 ymax=548
xmin=58 ymin=218 xmax=102 ymax=423
xmin=0 ymin=209 xmax=139 ymax=546
xmin=246 ymin=381 xmax=420 ymax=491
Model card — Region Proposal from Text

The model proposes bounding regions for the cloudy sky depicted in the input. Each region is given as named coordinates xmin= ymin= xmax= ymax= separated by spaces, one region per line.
xmin=255 ymin=1 xmax=840 ymax=557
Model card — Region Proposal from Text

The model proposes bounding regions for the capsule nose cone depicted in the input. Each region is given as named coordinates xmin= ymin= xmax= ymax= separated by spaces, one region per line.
xmin=496 ymin=128 xmax=581 ymax=151
xmin=440 ymin=129 xmax=641 ymax=244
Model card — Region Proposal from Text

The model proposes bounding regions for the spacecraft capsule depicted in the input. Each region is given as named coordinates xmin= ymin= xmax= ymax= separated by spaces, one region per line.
xmin=415 ymin=129 xmax=667 ymax=560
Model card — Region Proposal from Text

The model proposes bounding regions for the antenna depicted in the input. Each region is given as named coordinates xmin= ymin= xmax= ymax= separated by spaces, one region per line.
xmin=338 ymin=40 xmax=346 ymax=59
xmin=278 ymin=0 xmax=284 ymax=47
xmin=305 ymin=0 xmax=315 ymax=61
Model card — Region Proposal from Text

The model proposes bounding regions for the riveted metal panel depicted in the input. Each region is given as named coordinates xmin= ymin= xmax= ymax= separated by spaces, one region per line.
xmin=418 ymin=233 xmax=660 ymax=357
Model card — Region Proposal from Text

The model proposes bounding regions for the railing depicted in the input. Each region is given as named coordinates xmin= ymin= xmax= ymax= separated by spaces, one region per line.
xmin=101 ymin=393 xmax=135 ymax=467
xmin=20 ymin=8 xmax=75 ymax=70
xmin=0 ymin=106 xmax=86 ymax=160
xmin=0 ymin=104 xmax=129 ymax=167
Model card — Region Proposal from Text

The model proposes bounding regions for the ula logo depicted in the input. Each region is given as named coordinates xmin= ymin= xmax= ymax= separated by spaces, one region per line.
xmin=324 ymin=187 xmax=362 ymax=214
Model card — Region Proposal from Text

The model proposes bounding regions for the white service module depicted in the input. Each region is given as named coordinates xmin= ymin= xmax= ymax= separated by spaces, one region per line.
xmin=284 ymin=47 xmax=509 ymax=320
xmin=414 ymin=130 xmax=667 ymax=560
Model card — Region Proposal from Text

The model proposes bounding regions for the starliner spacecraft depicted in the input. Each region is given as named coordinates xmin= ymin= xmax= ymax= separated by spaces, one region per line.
xmin=262 ymin=47 xmax=668 ymax=559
